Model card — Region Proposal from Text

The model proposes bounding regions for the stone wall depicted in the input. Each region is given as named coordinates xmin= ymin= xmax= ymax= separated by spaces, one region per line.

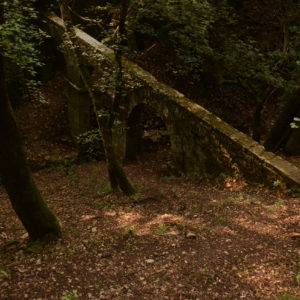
xmin=46 ymin=14 xmax=300 ymax=188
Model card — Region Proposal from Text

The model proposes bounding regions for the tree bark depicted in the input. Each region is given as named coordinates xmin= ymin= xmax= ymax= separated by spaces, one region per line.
xmin=0 ymin=54 xmax=61 ymax=241
xmin=264 ymin=89 xmax=300 ymax=152
xmin=252 ymin=98 xmax=264 ymax=142
xmin=284 ymin=105 xmax=300 ymax=155
xmin=58 ymin=0 xmax=136 ymax=196
xmin=101 ymin=126 xmax=136 ymax=195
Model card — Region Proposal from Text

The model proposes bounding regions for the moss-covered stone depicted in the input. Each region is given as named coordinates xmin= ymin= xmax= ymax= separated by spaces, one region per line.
xmin=46 ymin=14 xmax=300 ymax=189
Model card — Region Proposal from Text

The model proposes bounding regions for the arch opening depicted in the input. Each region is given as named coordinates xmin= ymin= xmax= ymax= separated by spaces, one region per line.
xmin=125 ymin=103 xmax=170 ymax=161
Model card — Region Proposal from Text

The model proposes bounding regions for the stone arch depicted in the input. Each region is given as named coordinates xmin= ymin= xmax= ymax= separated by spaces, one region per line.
xmin=46 ymin=14 xmax=300 ymax=187
xmin=125 ymin=91 xmax=171 ymax=161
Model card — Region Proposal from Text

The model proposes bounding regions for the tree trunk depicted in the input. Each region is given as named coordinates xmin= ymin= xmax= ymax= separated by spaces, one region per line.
xmin=264 ymin=89 xmax=300 ymax=152
xmin=101 ymin=126 xmax=136 ymax=195
xmin=58 ymin=0 xmax=136 ymax=196
xmin=252 ymin=98 xmax=264 ymax=142
xmin=284 ymin=109 xmax=300 ymax=155
xmin=0 ymin=54 xmax=61 ymax=241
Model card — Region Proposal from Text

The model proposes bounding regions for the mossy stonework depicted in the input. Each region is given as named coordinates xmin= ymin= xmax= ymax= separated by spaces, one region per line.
xmin=47 ymin=15 xmax=300 ymax=189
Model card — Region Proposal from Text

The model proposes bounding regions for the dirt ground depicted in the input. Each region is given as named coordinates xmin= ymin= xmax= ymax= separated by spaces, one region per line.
xmin=1 ymin=75 xmax=300 ymax=300
xmin=1 ymin=149 xmax=300 ymax=299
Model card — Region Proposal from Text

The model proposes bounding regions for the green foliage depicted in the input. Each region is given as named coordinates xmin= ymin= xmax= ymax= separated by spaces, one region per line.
xmin=82 ymin=0 xmax=300 ymax=102
xmin=0 ymin=0 xmax=43 ymax=75
xmin=278 ymin=294 xmax=300 ymax=300
xmin=24 ymin=240 xmax=45 ymax=253
xmin=274 ymin=198 xmax=284 ymax=207
xmin=61 ymin=290 xmax=78 ymax=300
xmin=289 ymin=187 xmax=300 ymax=197
xmin=291 ymin=117 xmax=300 ymax=128
xmin=217 ymin=193 xmax=260 ymax=205
xmin=57 ymin=0 xmax=300 ymax=107
xmin=220 ymin=39 xmax=285 ymax=93
xmin=272 ymin=179 xmax=284 ymax=189
xmin=0 ymin=266 xmax=11 ymax=279
xmin=153 ymin=223 xmax=168 ymax=235
xmin=0 ymin=0 xmax=46 ymax=101
xmin=76 ymin=129 xmax=104 ymax=161
xmin=122 ymin=226 xmax=137 ymax=236
xmin=125 ymin=0 xmax=300 ymax=118
xmin=212 ymin=1 xmax=300 ymax=96
xmin=128 ymin=0 xmax=214 ymax=77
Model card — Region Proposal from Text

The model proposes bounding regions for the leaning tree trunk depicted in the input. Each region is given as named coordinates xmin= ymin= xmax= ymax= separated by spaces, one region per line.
xmin=58 ymin=0 xmax=136 ymax=196
xmin=0 ymin=54 xmax=61 ymax=241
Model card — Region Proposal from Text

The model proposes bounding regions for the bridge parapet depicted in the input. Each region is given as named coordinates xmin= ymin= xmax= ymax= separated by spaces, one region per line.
xmin=46 ymin=14 xmax=300 ymax=188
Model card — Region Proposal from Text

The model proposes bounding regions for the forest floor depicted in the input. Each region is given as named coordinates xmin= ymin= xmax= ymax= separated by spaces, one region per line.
xmin=1 ymin=150 xmax=300 ymax=300
xmin=1 ymin=75 xmax=300 ymax=300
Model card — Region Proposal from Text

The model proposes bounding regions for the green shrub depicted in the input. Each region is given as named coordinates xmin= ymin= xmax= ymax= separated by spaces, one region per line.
xmin=76 ymin=129 xmax=105 ymax=161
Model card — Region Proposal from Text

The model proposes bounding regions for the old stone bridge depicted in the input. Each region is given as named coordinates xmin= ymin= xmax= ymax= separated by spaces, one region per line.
xmin=47 ymin=14 xmax=300 ymax=189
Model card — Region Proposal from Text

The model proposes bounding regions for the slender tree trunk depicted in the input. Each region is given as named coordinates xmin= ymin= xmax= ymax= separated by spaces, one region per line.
xmin=252 ymin=98 xmax=264 ymax=142
xmin=103 ymin=0 xmax=135 ymax=195
xmin=0 ymin=54 xmax=61 ymax=241
xmin=58 ymin=0 xmax=135 ymax=196
xmin=101 ymin=125 xmax=136 ymax=195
